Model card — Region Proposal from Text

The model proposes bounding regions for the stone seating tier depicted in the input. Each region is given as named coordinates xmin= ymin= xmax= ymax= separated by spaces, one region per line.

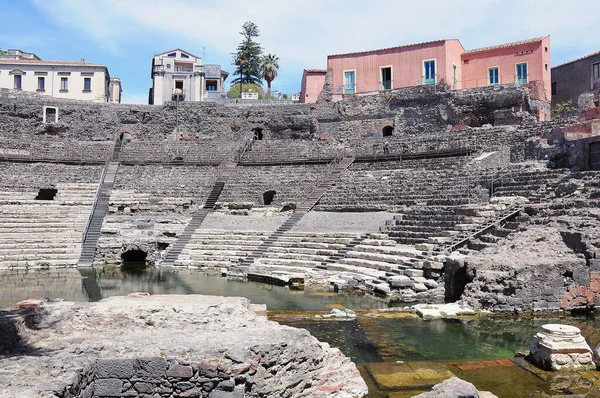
xmin=113 ymin=165 xmax=217 ymax=199
xmin=241 ymin=139 xmax=343 ymax=164
xmin=0 ymin=183 xmax=97 ymax=269
xmin=119 ymin=140 xmax=237 ymax=164
xmin=0 ymin=138 xmax=112 ymax=163
xmin=218 ymin=164 xmax=327 ymax=205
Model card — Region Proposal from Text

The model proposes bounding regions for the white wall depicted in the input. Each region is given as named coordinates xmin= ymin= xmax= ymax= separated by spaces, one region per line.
xmin=0 ymin=64 xmax=109 ymax=102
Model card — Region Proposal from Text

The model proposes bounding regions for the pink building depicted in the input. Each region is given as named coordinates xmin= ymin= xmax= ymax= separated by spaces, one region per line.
xmin=302 ymin=36 xmax=551 ymax=117
xmin=299 ymin=69 xmax=327 ymax=103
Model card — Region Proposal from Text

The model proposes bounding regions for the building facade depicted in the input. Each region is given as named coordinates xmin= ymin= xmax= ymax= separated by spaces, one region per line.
xmin=149 ymin=49 xmax=228 ymax=105
xmin=302 ymin=36 xmax=551 ymax=117
xmin=0 ymin=49 xmax=118 ymax=103
xmin=299 ymin=69 xmax=326 ymax=103
xmin=551 ymin=51 xmax=600 ymax=108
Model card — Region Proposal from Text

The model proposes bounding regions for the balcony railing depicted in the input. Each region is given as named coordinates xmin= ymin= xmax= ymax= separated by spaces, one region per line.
xmin=203 ymin=91 xmax=223 ymax=99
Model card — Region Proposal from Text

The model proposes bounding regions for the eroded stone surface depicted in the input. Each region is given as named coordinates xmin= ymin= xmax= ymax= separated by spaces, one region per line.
xmin=0 ymin=294 xmax=367 ymax=398
xmin=529 ymin=324 xmax=595 ymax=371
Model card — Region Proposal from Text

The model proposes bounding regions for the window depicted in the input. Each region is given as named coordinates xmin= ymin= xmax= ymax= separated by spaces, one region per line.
xmin=516 ymin=63 xmax=528 ymax=84
xmin=83 ymin=77 xmax=91 ymax=91
xmin=452 ymin=64 xmax=457 ymax=89
xmin=344 ymin=71 xmax=355 ymax=94
xmin=13 ymin=75 xmax=22 ymax=89
xmin=181 ymin=53 xmax=189 ymax=59
xmin=488 ymin=67 xmax=499 ymax=86
xmin=380 ymin=67 xmax=392 ymax=90
xmin=594 ymin=63 xmax=600 ymax=79
xmin=551 ymin=82 xmax=557 ymax=95
xmin=37 ymin=76 xmax=45 ymax=91
xmin=175 ymin=80 xmax=184 ymax=90
xmin=168 ymin=52 xmax=176 ymax=57
xmin=60 ymin=77 xmax=68 ymax=91
xmin=206 ymin=80 xmax=217 ymax=91
xmin=166 ymin=64 xmax=171 ymax=69
xmin=424 ymin=60 xmax=435 ymax=84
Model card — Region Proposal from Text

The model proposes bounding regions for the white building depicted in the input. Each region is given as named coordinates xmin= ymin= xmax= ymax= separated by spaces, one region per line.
xmin=0 ymin=49 xmax=120 ymax=103
xmin=149 ymin=49 xmax=228 ymax=105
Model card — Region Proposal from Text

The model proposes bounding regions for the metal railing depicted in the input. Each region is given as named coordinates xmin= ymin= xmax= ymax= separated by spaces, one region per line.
xmin=81 ymin=134 xmax=121 ymax=244
xmin=298 ymin=147 xmax=350 ymax=206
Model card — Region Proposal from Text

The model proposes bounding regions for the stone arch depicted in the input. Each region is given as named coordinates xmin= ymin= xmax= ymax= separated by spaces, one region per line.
xmin=121 ymin=248 xmax=148 ymax=272
xmin=252 ymin=127 xmax=264 ymax=140
xmin=561 ymin=286 xmax=596 ymax=310
xmin=263 ymin=190 xmax=276 ymax=205
xmin=382 ymin=125 xmax=393 ymax=137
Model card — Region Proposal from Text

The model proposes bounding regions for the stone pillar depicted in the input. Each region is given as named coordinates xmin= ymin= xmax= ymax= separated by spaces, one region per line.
xmin=529 ymin=324 xmax=595 ymax=371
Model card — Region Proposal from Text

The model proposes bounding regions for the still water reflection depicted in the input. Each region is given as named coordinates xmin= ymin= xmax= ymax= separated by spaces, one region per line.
xmin=2 ymin=267 xmax=599 ymax=397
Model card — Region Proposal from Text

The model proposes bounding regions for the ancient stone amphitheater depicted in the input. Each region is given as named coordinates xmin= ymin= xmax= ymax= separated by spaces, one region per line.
xmin=1 ymin=83 xmax=599 ymax=314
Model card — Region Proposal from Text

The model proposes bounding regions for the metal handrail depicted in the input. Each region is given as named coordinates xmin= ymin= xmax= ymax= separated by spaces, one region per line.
xmin=81 ymin=135 xmax=121 ymax=245
xmin=297 ymin=147 xmax=348 ymax=206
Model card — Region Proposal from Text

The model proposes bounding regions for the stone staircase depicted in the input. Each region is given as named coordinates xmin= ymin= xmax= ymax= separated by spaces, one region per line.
xmin=0 ymin=184 xmax=97 ymax=269
xmin=236 ymin=156 xmax=355 ymax=270
xmin=161 ymin=161 xmax=238 ymax=267
xmin=439 ymin=203 xmax=523 ymax=254
xmin=78 ymin=162 xmax=119 ymax=266
xmin=297 ymin=157 xmax=354 ymax=212
xmin=79 ymin=137 xmax=123 ymax=266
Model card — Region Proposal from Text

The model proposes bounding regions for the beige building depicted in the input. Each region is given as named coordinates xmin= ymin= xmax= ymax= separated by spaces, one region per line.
xmin=149 ymin=49 xmax=228 ymax=105
xmin=0 ymin=49 xmax=120 ymax=103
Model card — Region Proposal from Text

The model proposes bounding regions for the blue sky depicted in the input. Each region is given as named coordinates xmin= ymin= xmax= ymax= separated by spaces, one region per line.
xmin=2 ymin=0 xmax=599 ymax=104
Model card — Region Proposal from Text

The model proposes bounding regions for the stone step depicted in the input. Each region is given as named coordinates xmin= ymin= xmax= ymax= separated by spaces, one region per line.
xmin=257 ymin=257 xmax=320 ymax=268
xmin=337 ymin=257 xmax=405 ymax=272
xmin=263 ymin=251 xmax=329 ymax=262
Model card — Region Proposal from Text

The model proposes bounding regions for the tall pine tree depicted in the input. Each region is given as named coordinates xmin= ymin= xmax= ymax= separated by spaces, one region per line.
xmin=231 ymin=22 xmax=263 ymax=86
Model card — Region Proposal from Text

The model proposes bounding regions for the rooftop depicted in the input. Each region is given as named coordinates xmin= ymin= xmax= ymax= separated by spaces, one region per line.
xmin=327 ymin=39 xmax=452 ymax=58
xmin=464 ymin=36 xmax=548 ymax=54
xmin=0 ymin=59 xmax=105 ymax=67
xmin=552 ymin=49 xmax=600 ymax=69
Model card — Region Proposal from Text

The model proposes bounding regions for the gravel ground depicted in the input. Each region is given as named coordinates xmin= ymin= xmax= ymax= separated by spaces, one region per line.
xmin=202 ymin=209 xmax=398 ymax=233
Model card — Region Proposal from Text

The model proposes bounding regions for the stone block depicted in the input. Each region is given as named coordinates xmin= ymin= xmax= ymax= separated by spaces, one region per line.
xmin=94 ymin=378 xmax=124 ymax=397
xmin=413 ymin=283 xmax=428 ymax=292
xmin=166 ymin=363 xmax=193 ymax=378
xmin=133 ymin=381 xmax=154 ymax=393
xmin=134 ymin=357 xmax=167 ymax=378
xmin=388 ymin=275 xmax=413 ymax=288
xmin=95 ymin=358 xmax=135 ymax=379
xmin=404 ymin=269 xmax=424 ymax=278
xmin=423 ymin=261 xmax=444 ymax=270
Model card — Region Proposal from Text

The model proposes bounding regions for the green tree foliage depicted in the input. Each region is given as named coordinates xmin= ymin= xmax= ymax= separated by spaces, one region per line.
xmin=551 ymin=99 xmax=577 ymax=120
xmin=0 ymin=49 xmax=6 ymax=55
xmin=261 ymin=54 xmax=279 ymax=95
xmin=231 ymin=22 xmax=263 ymax=87
xmin=227 ymin=83 xmax=265 ymax=99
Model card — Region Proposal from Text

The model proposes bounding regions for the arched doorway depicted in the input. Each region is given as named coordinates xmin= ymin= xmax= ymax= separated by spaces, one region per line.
xmin=382 ymin=125 xmax=393 ymax=137
xmin=263 ymin=190 xmax=276 ymax=205
xmin=253 ymin=128 xmax=264 ymax=140
xmin=121 ymin=249 xmax=148 ymax=273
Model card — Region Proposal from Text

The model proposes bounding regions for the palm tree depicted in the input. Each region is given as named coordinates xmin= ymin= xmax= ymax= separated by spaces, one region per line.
xmin=261 ymin=54 xmax=279 ymax=96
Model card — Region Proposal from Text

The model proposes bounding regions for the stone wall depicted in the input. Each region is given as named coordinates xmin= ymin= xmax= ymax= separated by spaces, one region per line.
xmin=0 ymin=163 xmax=102 ymax=189
xmin=0 ymin=295 xmax=368 ymax=397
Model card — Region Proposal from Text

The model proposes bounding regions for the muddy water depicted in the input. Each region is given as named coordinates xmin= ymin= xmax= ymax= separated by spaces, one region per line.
xmin=2 ymin=267 xmax=600 ymax=397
